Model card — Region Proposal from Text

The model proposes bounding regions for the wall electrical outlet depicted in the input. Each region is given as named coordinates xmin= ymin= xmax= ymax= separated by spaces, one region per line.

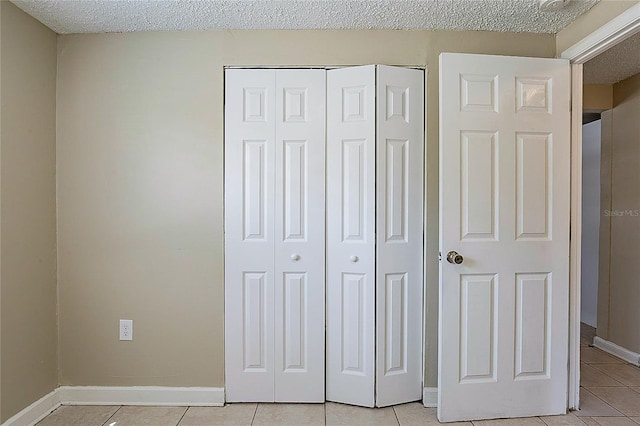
xmin=119 ymin=319 xmax=133 ymax=341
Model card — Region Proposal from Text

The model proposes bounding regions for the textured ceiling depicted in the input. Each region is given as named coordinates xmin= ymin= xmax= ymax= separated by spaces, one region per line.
xmin=584 ymin=31 xmax=640 ymax=85
xmin=12 ymin=0 xmax=598 ymax=34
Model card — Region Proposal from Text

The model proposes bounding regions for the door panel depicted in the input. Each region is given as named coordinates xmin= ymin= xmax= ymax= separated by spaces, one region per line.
xmin=242 ymin=141 xmax=269 ymax=240
xmin=514 ymin=273 xmax=550 ymax=379
xmin=375 ymin=65 xmax=424 ymax=407
xmin=327 ymin=65 xmax=376 ymax=408
xmin=341 ymin=273 xmax=367 ymax=375
xmin=459 ymin=274 xmax=497 ymax=383
xmin=274 ymin=69 xmax=326 ymax=402
xmin=460 ymin=131 xmax=498 ymax=241
xmin=225 ymin=69 xmax=276 ymax=402
xmin=438 ymin=53 xmax=570 ymax=421
xmin=516 ymin=133 xmax=552 ymax=240
xmin=241 ymin=272 xmax=268 ymax=371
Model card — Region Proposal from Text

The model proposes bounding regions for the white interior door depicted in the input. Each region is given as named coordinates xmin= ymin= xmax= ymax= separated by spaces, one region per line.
xmin=438 ymin=53 xmax=570 ymax=421
xmin=376 ymin=65 xmax=424 ymax=407
xmin=327 ymin=65 xmax=377 ymax=407
xmin=327 ymin=65 xmax=425 ymax=408
xmin=225 ymin=68 xmax=276 ymax=401
xmin=225 ymin=68 xmax=326 ymax=403
xmin=274 ymin=70 xmax=326 ymax=402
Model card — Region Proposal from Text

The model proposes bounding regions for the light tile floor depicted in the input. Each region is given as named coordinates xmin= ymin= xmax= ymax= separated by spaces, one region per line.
xmin=37 ymin=324 xmax=640 ymax=426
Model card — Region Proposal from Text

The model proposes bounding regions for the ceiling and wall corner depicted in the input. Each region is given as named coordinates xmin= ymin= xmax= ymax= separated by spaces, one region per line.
xmin=584 ymin=31 xmax=640 ymax=84
xmin=11 ymin=0 xmax=598 ymax=34
xmin=555 ymin=0 xmax=639 ymax=53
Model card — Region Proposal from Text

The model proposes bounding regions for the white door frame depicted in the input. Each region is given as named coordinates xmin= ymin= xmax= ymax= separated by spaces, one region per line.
xmin=560 ymin=3 xmax=640 ymax=410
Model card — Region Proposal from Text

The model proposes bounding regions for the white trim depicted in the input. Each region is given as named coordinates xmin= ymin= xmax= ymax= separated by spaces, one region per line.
xmin=593 ymin=337 xmax=640 ymax=366
xmin=422 ymin=387 xmax=437 ymax=408
xmin=1 ymin=389 xmax=60 ymax=426
xmin=57 ymin=386 xmax=225 ymax=406
xmin=1 ymin=387 xmax=225 ymax=426
xmin=568 ymin=63 xmax=583 ymax=411
xmin=561 ymin=3 xmax=640 ymax=63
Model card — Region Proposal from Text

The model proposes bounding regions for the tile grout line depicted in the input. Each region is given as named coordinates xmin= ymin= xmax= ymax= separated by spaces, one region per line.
xmin=580 ymin=384 xmax=626 ymax=417
xmin=250 ymin=403 xmax=259 ymax=425
xmin=392 ymin=405 xmax=400 ymax=426
xmin=101 ymin=405 xmax=123 ymax=426
xmin=581 ymin=362 xmax=627 ymax=387
xmin=175 ymin=406 xmax=189 ymax=426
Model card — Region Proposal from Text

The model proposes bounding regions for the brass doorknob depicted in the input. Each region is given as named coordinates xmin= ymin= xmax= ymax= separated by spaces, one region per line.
xmin=446 ymin=251 xmax=464 ymax=265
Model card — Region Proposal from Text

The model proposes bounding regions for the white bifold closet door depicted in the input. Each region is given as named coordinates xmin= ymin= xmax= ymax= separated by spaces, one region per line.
xmin=225 ymin=68 xmax=326 ymax=402
xmin=326 ymin=65 xmax=425 ymax=408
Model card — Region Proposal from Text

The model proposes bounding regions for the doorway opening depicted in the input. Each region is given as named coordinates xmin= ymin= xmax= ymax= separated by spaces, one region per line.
xmin=561 ymin=5 xmax=640 ymax=415
xmin=580 ymin=31 xmax=640 ymax=361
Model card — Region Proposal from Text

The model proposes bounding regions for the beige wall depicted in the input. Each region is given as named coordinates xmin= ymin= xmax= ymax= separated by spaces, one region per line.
xmin=597 ymin=72 xmax=640 ymax=354
xmin=56 ymin=30 xmax=555 ymax=389
xmin=556 ymin=0 xmax=640 ymax=55
xmin=597 ymin=109 xmax=613 ymax=339
xmin=584 ymin=84 xmax=613 ymax=111
xmin=0 ymin=2 xmax=58 ymax=422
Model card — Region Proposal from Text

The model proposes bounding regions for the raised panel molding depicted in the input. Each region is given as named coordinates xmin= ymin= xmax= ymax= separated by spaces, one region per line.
xmin=283 ymin=140 xmax=307 ymax=241
xmin=243 ymin=140 xmax=267 ymax=241
xmin=459 ymin=274 xmax=498 ymax=383
xmin=342 ymin=139 xmax=367 ymax=242
xmin=385 ymin=273 xmax=408 ymax=375
xmin=284 ymin=88 xmax=307 ymax=122
xmin=516 ymin=77 xmax=552 ymax=113
xmin=516 ymin=132 xmax=552 ymax=240
xmin=460 ymin=131 xmax=498 ymax=241
xmin=342 ymin=273 xmax=366 ymax=376
xmin=342 ymin=86 xmax=366 ymax=122
xmin=386 ymin=86 xmax=409 ymax=122
xmin=460 ymin=74 xmax=498 ymax=112
xmin=243 ymin=272 xmax=267 ymax=371
xmin=284 ymin=273 xmax=307 ymax=371
xmin=515 ymin=273 xmax=550 ymax=379
xmin=385 ymin=139 xmax=408 ymax=242
xmin=244 ymin=88 xmax=268 ymax=122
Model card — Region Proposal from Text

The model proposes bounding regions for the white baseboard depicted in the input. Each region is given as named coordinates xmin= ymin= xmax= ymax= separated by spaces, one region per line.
xmin=1 ymin=386 xmax=225 ymax=426
xmin=58 ymin=386 xmax=225 ymax=406
xmin=2 ymin=389 xmax=60 ymax=426
xmin=422 ymin=387 xmax=437 ymax=408
xmin=593 ymin=337 xmax=640 ymax=366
